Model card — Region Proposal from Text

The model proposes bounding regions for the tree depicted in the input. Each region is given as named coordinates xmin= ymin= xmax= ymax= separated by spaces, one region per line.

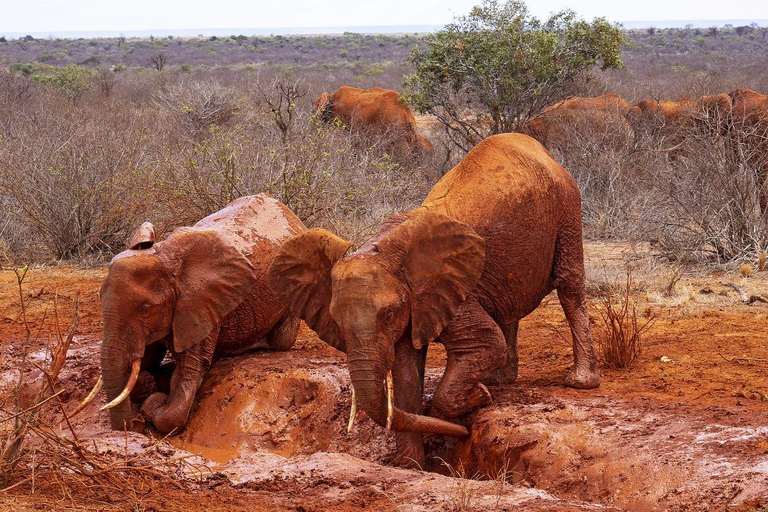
xmin=149 ymin=52 xmax=167 ymax=71
xmin=404 ymin=0 xmax=624 ymax=151
xmin=34 ymin=65 xmax=94 ymax=105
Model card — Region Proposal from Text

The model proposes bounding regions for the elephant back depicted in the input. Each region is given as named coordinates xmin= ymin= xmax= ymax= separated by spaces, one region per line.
xmin=193 ymin=194 xmax=306 ymax=272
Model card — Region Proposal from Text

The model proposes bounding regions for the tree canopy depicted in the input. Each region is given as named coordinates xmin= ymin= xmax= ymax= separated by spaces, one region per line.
xmin=404 ymin=0 xmax=624 ymax=151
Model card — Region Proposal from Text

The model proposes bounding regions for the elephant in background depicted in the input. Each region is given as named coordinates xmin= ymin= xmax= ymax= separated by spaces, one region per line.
xmin=314 ymin=86 xmax=434 ymax=155
xmin=95 ymin=194 xmax=306 ymax=434
xmin=519 ymin=94 xmax=633 ymax=158
xmin=625 ymin=94 xmax=733 ymax=151
xmin=728 ymin=88 xmax=768 ymax=213
xmin=268 ymin=133 xmax=599 ymax=468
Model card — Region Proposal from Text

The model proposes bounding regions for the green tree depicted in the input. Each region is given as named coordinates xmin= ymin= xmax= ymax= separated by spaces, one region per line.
xmin=404 ymin=0 xmax=624 ymax=151
xmin=34 ymin=65 xmax=94 ymax=105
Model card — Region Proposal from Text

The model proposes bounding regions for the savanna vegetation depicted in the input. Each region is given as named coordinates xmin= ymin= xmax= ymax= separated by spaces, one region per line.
xmin=1 ymin=13 xmax=766 ymax=266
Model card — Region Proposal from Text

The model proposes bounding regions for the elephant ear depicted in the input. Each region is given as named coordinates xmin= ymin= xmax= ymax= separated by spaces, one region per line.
xmin=128 ymin=222 xmax=155 ymax=250
xmin=164 ymin=229 xmax=258 ymax=353
xmin=393 ymin=211 xmax=486 ymax=349
xmin=268 ymin=228 xmax=352 ymax=351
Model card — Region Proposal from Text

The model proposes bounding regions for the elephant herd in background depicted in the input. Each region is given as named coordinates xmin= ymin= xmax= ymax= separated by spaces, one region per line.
xmin=85 ymin=83 xmax=768 ymax=469
xmin=519 ymin=88 xmax=768 ymax=211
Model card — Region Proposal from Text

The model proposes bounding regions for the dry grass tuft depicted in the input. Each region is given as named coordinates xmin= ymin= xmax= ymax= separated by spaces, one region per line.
xmin=739 ymin=263 xmax=753 ymax=278
xmin=594 ymin=267 xmax=656 ymax=370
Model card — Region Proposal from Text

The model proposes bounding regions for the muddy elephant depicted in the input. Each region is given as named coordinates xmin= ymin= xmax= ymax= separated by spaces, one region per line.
xmin=314 ymin=85 xmax=433 ymax=154
xmin=625 ymin=94 xmax=732 ymax=152
xmin=728 ymin=88 xmax=768 ymax=213
xmin=268 ymin=133 xmax=599 ymax=467
xmin=93 ymin=195 xmax=306 ymax=434
xmin=519 ymin=94 xmax=633 ymax=158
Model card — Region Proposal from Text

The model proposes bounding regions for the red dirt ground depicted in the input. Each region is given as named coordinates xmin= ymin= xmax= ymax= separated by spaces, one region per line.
xmin=1 ymin=245 xmax=768 ymax=510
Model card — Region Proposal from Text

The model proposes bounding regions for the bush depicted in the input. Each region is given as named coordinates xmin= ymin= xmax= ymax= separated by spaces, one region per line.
xmin=33 ymin=65 xmax=94 ymax=104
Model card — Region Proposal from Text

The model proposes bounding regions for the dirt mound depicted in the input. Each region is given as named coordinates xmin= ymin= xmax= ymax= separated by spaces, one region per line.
xmin=448 ymin=387 xmax=768 ymax=510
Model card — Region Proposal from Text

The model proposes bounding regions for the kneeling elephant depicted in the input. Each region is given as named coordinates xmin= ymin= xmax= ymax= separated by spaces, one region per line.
xmin=268 ymin=133 xmax=599 ymax=468
xmin=90 ymin=194 xmax=306 ymax=434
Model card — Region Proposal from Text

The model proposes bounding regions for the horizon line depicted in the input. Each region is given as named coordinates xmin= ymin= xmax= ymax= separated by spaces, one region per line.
xmin=2 ymin=19 xmax=767 ymax=39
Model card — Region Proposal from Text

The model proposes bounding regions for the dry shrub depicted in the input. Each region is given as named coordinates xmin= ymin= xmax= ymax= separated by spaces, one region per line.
xmin=154 ymin=79 xmax=239 ymax=140
xmin=0 ymin=69 xmax=441 ymax=262
xmin=594 ymin=267 xmax=656 ymax=369
xmin=645 ymin=124 xmax=768 ymax=264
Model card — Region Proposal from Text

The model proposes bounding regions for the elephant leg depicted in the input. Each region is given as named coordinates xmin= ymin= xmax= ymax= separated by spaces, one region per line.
xmin=552 ymin=226 xmax=600 ymax=389
xmin=265 ymin=313 xmax=300 ymax=352
xmin=432 ymin=297 xmax=506 ymax=418
xmin=481 ymin=321 xmax=519 ymax=386
xmin=392 ymin=336 xmax=428 ymax=469
xmin=557 ymin=290 xmax=599 ymax=389
xmin=141 ymin=332 xmax=217 ymax=433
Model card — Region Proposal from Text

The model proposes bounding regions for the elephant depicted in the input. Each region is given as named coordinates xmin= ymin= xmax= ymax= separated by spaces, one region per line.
xmin=519 ymin=94 xmax=633 ymax=158
xmin=92 ymin=194 xmax=306 ymax=434
xmin=625 ymin=94 xmax=732 ymax=152
xmin=313 ymin=85 xmax=434 ymax=155
xmin=728 ymin=88 xmax=768 ymax=213
xmin=268 ymin=133 xmax=599 ymax=468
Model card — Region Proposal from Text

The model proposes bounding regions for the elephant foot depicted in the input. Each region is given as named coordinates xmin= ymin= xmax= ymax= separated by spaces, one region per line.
xmin=141 ymin=392 xmax=182 ymax=434
xmin=434 ymin=383 xmax=493 ymax=418
xmin=564 ymin=368 xmax=600 ymax=389
xmin=482 ymin=365 xmax=518 ymax=387
xmin=467 ymin=383 xmax=493 ymax=410
xmin=394 ymin=432 xmax=426 ymax=470
xmin=129 ymin=413 xmax=147 ymax=433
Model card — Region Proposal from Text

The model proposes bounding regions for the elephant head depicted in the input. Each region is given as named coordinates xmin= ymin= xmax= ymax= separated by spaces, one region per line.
xmin=313 ymin=92 xmax=334 ymax=122
xmin=98 ymin=222 xmax=257 ymax=430
xmin=268 ymin=210 xmax=485 ymax=437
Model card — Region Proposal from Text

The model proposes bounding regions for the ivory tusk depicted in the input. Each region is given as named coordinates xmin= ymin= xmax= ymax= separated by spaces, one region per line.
xmin=386 ymin=371 xmax=394 ymax=431
xmin=69 ymin=376 xmax=103 ymax=418
xmin=100 ymin=359 xmax=141 ymax=411
xmin=347 ymin=386 xmax=357 ymax=434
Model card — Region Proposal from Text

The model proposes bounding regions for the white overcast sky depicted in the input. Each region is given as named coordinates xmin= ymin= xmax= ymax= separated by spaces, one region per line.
xmin=0 ymin=0 xmax=765 ymax=33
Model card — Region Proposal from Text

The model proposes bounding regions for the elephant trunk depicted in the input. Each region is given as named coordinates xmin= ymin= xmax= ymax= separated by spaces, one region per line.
xmin=100 ymin=331 xmax=144 ymax=431
xmin=348 ymin=348 xmax=469 ymax=438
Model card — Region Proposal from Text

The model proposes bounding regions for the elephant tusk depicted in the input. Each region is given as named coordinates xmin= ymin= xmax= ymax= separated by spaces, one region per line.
xmin=100 ymin=359 xmax=141 ymax=411
xmin=69 ymin=376 xmax=103 ymax=418
xmin=386 ymin=371 xmax=394 ymax=431
xmin=347 ymin=386 xmax=357 ymax=434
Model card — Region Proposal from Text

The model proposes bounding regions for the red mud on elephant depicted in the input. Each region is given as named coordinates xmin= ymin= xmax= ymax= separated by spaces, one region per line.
xmin=91 ymin=194 xmax=306 ymax=434
xmin=269 ymin=133 xmax=600 ymax=468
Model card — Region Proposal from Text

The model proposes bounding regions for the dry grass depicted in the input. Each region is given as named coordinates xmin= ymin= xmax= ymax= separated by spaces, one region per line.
xmin=593 ymin=267 xmax=657 ymax=370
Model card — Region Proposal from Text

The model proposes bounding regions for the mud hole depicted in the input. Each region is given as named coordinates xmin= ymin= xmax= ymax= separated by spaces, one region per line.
xmin=2 ymin=250 xmax=768 ymax=510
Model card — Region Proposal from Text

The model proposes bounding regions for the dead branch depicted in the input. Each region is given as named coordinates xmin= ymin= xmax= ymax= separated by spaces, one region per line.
xmin=722 ymin=282 xmax=748 ymax=302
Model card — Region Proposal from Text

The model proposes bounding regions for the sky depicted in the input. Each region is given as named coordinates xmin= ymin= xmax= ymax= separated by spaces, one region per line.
xmin=0 ymin=0 xmax=766 ymax=35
